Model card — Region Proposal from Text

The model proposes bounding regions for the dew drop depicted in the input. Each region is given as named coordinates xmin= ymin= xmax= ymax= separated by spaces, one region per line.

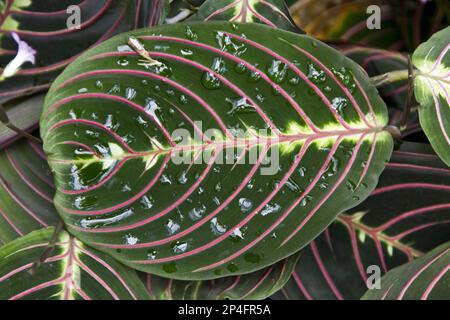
xmin=239 ymin=198 xmax=253 ymax=213
xmin=189 ymin=205 xmax=206 ymax=221
xmin=267 ymin=60 xmax=288 ymax=83
xmin=163 ymin=262 xmax=178 ymax=274
xmin=260 ymin=203 xmax=281 ymax=216
xmin=166 ymin=219 xmax=180 ymax=235
xmin=117 ymin=57 xmax=129 ymax=66
xmin=124 ymin=234 xmax=139 ymax=245
xmin=172 ymin=241 xmax=188 ymax=253
xmin=210 ymin=217 xmax=227 ymax=235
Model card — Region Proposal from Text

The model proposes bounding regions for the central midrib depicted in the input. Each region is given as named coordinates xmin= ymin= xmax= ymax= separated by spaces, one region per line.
xmin=48 ymin=126 xmax=384 ymax=164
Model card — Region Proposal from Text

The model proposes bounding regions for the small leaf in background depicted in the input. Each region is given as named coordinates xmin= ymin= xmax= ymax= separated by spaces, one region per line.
xmin=289 ymin=0 xmax=449 ymax=52
xmin=413 ymin=26 xmax=450 ymax=166
xmin=191 ymin=0 xmax=301 ymax=32
xmin=0 ymin=138 xmax=60 ymax=245
xmin=0 ymin=0 xmax=138 ymax=102
xmin=273 ymin=142 xmax=450 ymax=300
xmin=142 ymin=251 xmax=300 ymax=300
xmin=0 ymin=228 xmax=150 ymax=300
xmin=362 ymin=242 xmax=450 ymax=300
xmin=0 ymin=94 xmax=44 ymax=149
xmin=40 ymin=22 xmax=392 ymax=279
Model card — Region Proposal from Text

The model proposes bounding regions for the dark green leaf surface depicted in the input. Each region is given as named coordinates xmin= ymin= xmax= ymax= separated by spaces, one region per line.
xmin=41 ymin=22 xmax=392 ymax=280
xmin=142 ymin=251 xmax=299 ymax=300
xmin=413 ymin=26 xmax=450 ymax=166
xmin=135 ymin=0 xmax=170 ymax=27
xmin=0 ymin=138 xmax=59 ymax=245
xmin=191 ymin=0 xmax=300 ymax=32
xmin=0 ymin=94 xmax=44 ymax=148
xmin=0 ymin=228 xmax=150 ymax=300
xmin=362 ymin=242 xmax=450 ymax=300
xmin=273 ymin=142 xmax=450 ymax=300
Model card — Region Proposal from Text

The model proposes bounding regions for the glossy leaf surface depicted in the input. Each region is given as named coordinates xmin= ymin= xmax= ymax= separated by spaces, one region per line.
xmin=143 ymin=251 xmax=299 ymax=299
xmin=413 ymin=26 xmax=450 ymax=166
xmin=274 ymin=142 xmax=450 ymax=300
xmin=0 ymin=138 xmax=59 ymax=245
xmin=0 ymin=228 xmax=150 ymax=300
xmin=41 ymin=22 xmax=392 ymax=279
xmin=362 ymin=242 xmax=450 ymax=300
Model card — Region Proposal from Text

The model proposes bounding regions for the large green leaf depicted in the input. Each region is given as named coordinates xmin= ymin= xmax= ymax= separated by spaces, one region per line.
xmin=0 ymin=138 xmax=299 ymax=301
xmin=0 ymin=138 xmax=59 ymax=245
xmin=143 ymin=251 xmax=299 ymax=299
xmin=362 ymin=242 xmax=450 ymax=300
xmin=41 ymin=22 xmax=393 ymax=280
xmin=273 ymin=142 xmax=450 ymax=300
xmin=413 ymin=26 xmax=450 ymax=166
xmin=0 ymin=0 xmax=138 ymax=102
xmin=0 ymin=227 xmax=150 ymax=300
xmin=191 ymin=0 xmax=300 ymax=32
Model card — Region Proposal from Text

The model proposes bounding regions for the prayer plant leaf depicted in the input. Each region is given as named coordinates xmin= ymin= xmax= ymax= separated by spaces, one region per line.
xmin=0 ymin=227 xmax=150 ymax=300
xmin=362 ymin=242 xmax=450 ymax=300
xmin=0 ymin=138 xmax=60 ymax=245
xmin=273 ymin=142 xmax=450 ymax=300
xmin=191 ymin=0 xmax=300 ymax=32
xmin=40 ymin=22 xmax=393 ymax=280
xmin=142 ymin=251 xmax=300 ymax=300
xmin=413 ymin=26 xmax=450 ymax=166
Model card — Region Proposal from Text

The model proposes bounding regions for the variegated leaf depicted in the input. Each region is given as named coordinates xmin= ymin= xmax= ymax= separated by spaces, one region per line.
xmin=41 ymin=22 xmax=393 ymax=280
xmin=142 ymin=251 xmax=299 ymax=299
xmin=362 ymin=242 xmax=450 ymax=300
xmin=273 ymin=142 xmax=450 ymax=300
xmin=413 ymin=26 xmax=450 ymax=166
xmin=191 ymin=0 xmax=300 ymax=32
xmin=0 ymin=138 xmax=59 ymax=245
xmin=0 ymin=228 xmax=150 ymax=300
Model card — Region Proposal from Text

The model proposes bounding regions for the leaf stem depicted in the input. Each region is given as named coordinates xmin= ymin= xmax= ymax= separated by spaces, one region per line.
xmin=0 ymin=103 xmax=42 ymax=144
xmin=30 ymin=221 xmax=65 ymax=275
xmin=370 ymin=70 xmax=409 ymax=87
xmin=400 ymin=55 xmax=414 ymax=130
